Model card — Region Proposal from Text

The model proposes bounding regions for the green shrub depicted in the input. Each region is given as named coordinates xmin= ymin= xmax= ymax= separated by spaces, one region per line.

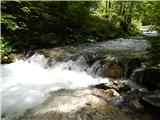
xmin=0 ymin=37 xmax=16 ymax=56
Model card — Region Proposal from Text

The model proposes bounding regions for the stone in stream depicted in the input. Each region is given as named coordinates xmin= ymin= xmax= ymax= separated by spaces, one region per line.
xmin=92 ymin=88 xmax=120 ymax=99
xmin=130 ymin=67 xmax=160 ymax=90
xmin=92 ymin=81 xmax=131 ymax=94
xmin=101 ymin=56 xmax=125 ymax=79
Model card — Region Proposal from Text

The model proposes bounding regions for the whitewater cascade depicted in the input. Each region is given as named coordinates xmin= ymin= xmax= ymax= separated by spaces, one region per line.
xmin=1 ymin=38 xmax=150 ymax=118
xmin=1 ymin=53 xmax=109 ymax=117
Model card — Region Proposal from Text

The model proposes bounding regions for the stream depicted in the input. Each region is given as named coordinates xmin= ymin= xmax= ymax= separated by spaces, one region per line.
xmin=1 ymin=35 xmax=160 ymax=120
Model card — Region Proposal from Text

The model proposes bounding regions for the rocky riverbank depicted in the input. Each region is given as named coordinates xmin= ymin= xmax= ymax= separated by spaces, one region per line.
xmin=8 ymin=80 xmax=160 ymax=120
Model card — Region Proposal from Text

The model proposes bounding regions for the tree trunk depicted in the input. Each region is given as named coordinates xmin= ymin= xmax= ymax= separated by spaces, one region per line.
xmin=122 ymin=2 xmax=126 ymax=18
xmin=109 ymin=0 xmax=112 ymax=9
xmin=127 ymin=1 xmax=134 ymax=24
xmin=106 ymin=0 xmax=109 ymax=13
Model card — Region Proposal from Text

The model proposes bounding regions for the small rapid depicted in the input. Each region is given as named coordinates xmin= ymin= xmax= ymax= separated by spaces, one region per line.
xmin=1 ymin=55 xmax=109 ymax=117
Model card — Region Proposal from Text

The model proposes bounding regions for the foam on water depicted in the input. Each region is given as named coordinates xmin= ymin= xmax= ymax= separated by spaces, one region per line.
xmin=1 ymin=59 xmax=109 ymax=116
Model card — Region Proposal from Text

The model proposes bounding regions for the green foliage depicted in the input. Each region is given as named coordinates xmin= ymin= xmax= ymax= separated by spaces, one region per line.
xmin=128 ymin=20 xmax=141 ymax=35
xmin=1 ymin=13 xmax=19 ymax=31
xmin=154 ymin=26 xmax=160 ymax=33
xmin=86 ymin=35 xmax=97 ymax=43
xmin=1 ymin=1 xmax=160 ymax=55
xmin=134 ymin=1 xmax=160 ymax=27
xmin=0 ymin=37 xmax=15 ymax=55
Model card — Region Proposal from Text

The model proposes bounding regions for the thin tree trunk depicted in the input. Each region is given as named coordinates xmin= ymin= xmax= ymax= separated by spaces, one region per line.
xmin=127 ymin=1 xmax=134 ymax=24
xmin=109 ymin=0 xmax=112 ymax=9
xmin=106 ymin=0 xmax=109 ymax=13
xmin=122 ymin=2 xmax=126 ymax=19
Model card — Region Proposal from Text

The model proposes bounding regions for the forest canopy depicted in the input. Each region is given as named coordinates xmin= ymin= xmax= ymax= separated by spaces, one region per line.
xmin=1 ymin=0 xmax=160 ymax=55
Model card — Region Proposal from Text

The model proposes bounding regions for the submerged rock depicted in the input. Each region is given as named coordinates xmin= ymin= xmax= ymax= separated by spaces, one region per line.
xmin=101 ymin=56 xmax=125 ymax=79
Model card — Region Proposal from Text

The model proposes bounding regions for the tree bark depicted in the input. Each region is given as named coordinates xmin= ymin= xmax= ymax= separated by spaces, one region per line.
xmin=127 ymin=1 xmax=134 ymax=24
xmin=106 ymin=0 xmax=109 ymax=13
xmin=109 ymin=0 xmax=111 ymax=9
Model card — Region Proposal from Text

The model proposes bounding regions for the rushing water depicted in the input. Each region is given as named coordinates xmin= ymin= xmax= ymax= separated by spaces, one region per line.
xmin=141 ymin=26 xmax=159 ymax=37
xmin=1 ymin=59 xmax=109 ymax=117
xmin=1 ymin=38 xmax=150 ymax=119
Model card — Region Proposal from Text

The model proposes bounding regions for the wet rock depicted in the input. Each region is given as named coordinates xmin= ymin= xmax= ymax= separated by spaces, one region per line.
xmin=140 ymin=91 xmax=160 ymax=110
xmin=107 ymin=81 xmax=131 ymax=93
xmin=93 ymin=83 xmax=108 ymax=90
xmin=113 ymin=89 xmax=145 ymax=109
xmin=92 ymin=88 xmax=120 ymax=99
xmin=1 ymin=54 xmax=17 ymax=64
xmin=130 ymin=98 xmax=144 ymax=110
xmin=101 ymin=56 xmax=125 ymax=79
xmin=130 ymin=68 xmax=160 ymax=90
xmin=20 ymin=104 xmax=155 ymax=120
xmin=93 ymin=81 xmax=131 ymax=94
xmin=108 ymin=96 xmax=125 ymax=106
xmin=125 ymin=58 xmax=142 ymax=79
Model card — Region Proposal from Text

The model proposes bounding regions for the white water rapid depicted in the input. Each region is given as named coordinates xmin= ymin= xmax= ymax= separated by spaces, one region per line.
xmin=1 ymin=38 xmax=150 ymax=119
xmin=1 ymin=54 xmax=109 ymax=118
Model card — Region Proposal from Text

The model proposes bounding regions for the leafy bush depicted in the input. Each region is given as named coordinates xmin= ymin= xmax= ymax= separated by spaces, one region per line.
xmin=1 ymin=13 xmax=19 ymax=31
xmin=0 ymin=37 xmax=15 ymax=56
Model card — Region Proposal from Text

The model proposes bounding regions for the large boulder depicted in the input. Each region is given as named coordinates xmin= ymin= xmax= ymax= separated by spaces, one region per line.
xmin=130 ymin=68 xmax=160 ymax=90
xmin=101 ymin=56 xmax=125 ymax=79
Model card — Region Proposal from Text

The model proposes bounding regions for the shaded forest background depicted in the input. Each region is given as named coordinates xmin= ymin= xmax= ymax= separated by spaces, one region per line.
xmin=1 ymin=0 xmax=160 ymax=55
